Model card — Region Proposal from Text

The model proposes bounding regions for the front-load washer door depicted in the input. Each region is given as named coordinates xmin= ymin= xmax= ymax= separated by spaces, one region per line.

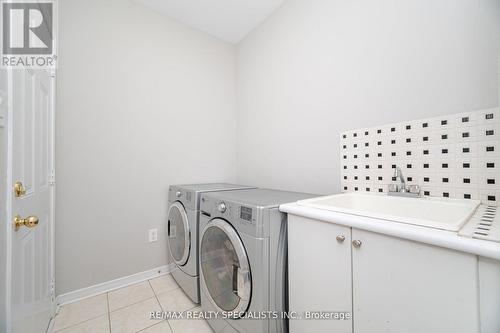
xmin=200 ymin=218 xmax=251 ymax=317
xmin=167 ymin=202 xmax=190 ymax=266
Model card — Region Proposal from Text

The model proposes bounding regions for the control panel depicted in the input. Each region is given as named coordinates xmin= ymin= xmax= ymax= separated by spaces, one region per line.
xmin=201 ymin=196 xmax=256 ymax=226
xmin=169 ymin=187 xmax=193 ymax=206
xmin=240 ymin=206 xmax=253 ymax=222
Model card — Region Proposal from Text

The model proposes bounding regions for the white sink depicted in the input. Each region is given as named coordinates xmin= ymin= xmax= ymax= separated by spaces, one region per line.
xmin=297 ymin=193 xmax=480 ymax=231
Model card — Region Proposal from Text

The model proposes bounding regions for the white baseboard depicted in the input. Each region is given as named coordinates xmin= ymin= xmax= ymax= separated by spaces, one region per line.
xmin=56 ymin=263 xmax=176 ymax=307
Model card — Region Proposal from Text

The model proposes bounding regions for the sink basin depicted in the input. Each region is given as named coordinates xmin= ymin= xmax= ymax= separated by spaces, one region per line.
xmin=297 ymin=193 xmax=480 ymax=231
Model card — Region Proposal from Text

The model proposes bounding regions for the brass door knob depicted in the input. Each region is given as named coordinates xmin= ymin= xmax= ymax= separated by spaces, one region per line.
xmin=14 ymin=215 xmax=39 ymax=231
xmin=14 ymin=181 xmax=26 ymax=197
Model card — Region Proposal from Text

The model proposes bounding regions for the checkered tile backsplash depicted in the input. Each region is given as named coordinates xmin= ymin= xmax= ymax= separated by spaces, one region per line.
xmin=340 ymin=107 xmax=500 ymax=205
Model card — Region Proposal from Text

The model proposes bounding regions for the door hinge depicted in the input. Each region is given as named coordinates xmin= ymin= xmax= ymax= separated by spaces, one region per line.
xmin=50 ymin=279 xmax=55 ymax=297
xmin=49 ymin=170 xmax=56 ymax=186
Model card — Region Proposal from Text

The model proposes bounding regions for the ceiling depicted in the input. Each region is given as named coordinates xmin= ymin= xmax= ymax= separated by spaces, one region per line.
xmin=134 ymin=0 xmax=286 ymax=44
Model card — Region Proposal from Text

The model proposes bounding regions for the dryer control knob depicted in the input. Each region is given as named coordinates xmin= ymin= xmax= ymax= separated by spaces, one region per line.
xmin=218 ymin=202 xmax=227 ymax=213
xmin=176 ymin=191 xmax=182 ymax=198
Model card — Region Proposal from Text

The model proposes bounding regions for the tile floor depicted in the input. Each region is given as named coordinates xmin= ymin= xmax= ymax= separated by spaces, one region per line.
xmin=53 ymin=274 xmax=213 ymax=333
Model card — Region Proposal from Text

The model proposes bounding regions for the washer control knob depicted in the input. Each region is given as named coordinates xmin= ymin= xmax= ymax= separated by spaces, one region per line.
xmin=218 ymin=202 xmax=227 ymax=213
xmin=175 ymin=191 xmax=182 ymax=198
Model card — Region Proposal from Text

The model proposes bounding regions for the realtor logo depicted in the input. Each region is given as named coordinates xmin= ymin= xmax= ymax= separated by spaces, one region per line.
xmin=1 ymin=0 xmax=56 ymax=68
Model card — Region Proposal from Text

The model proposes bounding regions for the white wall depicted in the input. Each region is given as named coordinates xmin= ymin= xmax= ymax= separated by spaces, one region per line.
xmin=498 ymin=56 xmax=500 ymax=105
xmin=236 ymin=0 xmax=500 ymax=195
xmin=56 ymin=0 xmax=500 ymax=295
xmin=56 ymin=0 xmax=237 ymax=295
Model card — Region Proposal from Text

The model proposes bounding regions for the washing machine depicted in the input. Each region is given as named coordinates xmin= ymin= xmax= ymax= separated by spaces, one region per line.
xmin=199 ymin=189 xmax=317 ymax=333
xmin=167 ymin=183 xmax=256 ymax=304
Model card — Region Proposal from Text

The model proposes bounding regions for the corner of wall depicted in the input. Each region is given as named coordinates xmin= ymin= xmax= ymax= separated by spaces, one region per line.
xmin=497 ymin=56 xmax=500 ymax=106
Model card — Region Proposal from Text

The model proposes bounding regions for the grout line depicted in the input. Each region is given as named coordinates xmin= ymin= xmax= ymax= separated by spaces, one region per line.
xmin=55 ymin=281 xmax=179 ymax=333
xmin=135 ymin=322 xmax=163 ymax=333
xmin=184 ymin=304 xmax=199 ymax=312
xmin=150 ymin=273 xmax=180 ymax=296
xmin=52 ymin=295 xmax=110 ymax=332
xmin=135 ymin=321 xmax=165 ymax=332
xmin=109 ymin=294 xmax=162 ymax=333
xmin=106 ymin=278 xmax=161 ymax=313
xmin=106 ymin=292 xmax=112 ymax=333
xmin=153 ymin=286 xmax=181 ymax=298
xmin=148 ymin=279 xmax=175 ymax=333
xmin=52 ymin=312 xmax=108 ymax=332
xmin=109 ymin=296 xmax=158 ymax=314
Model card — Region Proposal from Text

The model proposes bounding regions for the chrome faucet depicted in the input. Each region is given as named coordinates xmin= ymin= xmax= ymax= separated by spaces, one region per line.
xmin=394 ymin=167 xmax=407 ymax=192
xmin=388 ymin=166 xmax=421 ymax=198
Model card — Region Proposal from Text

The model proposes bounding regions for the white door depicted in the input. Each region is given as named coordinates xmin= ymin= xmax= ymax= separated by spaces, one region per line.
xmin=351 ymin=228 xmax=479 ymax=333
xmin=287 ymin=215 xmax=352 ymax=333
xmin=7 ymin=68 xmax=55 ymax=333
xmin=200 ymin=218 xmax=252 ymax=316
xmin=167 ymin=202 xmax=191 ymax=266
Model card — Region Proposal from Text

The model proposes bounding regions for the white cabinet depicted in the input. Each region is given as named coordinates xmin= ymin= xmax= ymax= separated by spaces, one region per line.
xmin=351 ymin=228 xmax=479 ymax=333
xmin=288 ymin=215 xmax=480 ymax=333
xmin=288 ymin=215 xmax=353 ymax=333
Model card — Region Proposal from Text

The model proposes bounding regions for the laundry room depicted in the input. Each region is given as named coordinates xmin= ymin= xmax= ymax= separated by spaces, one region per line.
xmin=1 ymin=0 xmax=500 ymax=332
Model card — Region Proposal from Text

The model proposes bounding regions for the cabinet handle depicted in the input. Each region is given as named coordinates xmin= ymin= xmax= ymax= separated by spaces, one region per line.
xmin=336 ymin=235 xmax=345 ymax=243
xmin=352 ymin=240 xmax=362 ymax=248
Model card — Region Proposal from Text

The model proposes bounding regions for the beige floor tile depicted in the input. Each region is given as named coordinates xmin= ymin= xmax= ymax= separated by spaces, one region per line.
xmin=168 ymin=314 xmax=213 ymax=333
xmin=53 ymin=294 xmax=108 ymax=331
xmin=54 ymin=315 xmax=109 ymax=333
xmin=172 ymin=307 xmax=213 ymax=333
xmin=139 ymin=321 xmax=173 ymax=332
xmin=156 ymin=288 xmax=196 ymax=313
xmin=149 ymin=275 xmax=179 ymax=295
xmin=179 ymin=306 xmax=204 ymax=319
xmin=108 ymin=281 xmax=155 ymax=311
xmin=110 ymin=297 xmax=161 ymax=333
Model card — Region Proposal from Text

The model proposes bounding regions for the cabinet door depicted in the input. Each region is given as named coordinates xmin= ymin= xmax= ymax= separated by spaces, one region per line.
xmin=288 ymin=215 xmax=352 ymax=333
xmin=351 ymin=228 xmax=479 ymax=333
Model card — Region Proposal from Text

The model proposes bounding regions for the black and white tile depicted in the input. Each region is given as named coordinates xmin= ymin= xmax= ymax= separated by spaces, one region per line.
xmin=340 ymin=108 xmax=500 ymax=205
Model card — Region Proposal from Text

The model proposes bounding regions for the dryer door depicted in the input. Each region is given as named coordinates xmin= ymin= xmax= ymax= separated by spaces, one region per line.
xmin=200 ymin=218 xmax=251 ymax=317
xmin=167 ymin=202 xmax=190 ymax=266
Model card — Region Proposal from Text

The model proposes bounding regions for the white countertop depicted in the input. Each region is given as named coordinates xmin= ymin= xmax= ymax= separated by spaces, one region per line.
xmin=280 ymin=202 xmax=500 ymax=261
